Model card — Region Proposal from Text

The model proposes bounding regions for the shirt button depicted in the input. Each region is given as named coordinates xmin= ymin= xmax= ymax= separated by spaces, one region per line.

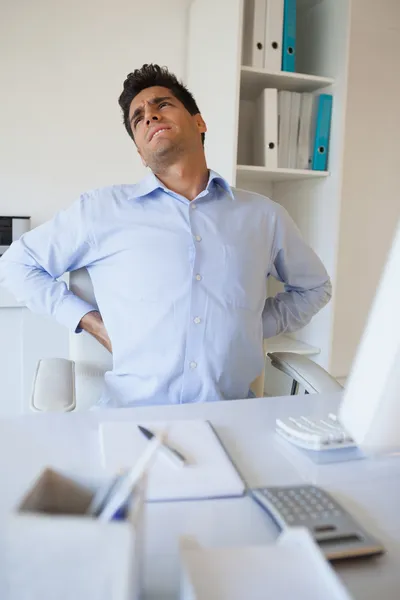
xmin=194 ymin=317 xmax=201 ymax=324
xmin=190 ymin=361 xmax=197 ymax=369
xmin=195 ymin=274 xmax=202 ymax=281
xmin=195 ymin=235 xmax=202 ymax=242
xmin=191 ymin=203 xmax=197 ymax=210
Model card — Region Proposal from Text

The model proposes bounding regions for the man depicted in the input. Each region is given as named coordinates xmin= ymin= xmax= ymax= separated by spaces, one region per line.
xmin=0 ymin=64 xmax=331 ymax=407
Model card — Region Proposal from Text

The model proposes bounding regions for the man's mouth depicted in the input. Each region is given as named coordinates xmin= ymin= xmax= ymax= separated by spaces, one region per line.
xmin=150 ymin=127 xmax=171 ymax=141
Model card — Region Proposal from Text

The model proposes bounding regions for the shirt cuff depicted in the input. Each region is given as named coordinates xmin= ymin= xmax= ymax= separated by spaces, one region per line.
xmin=55 ymin=292 xmax=97 ymax=333
xmin=262 ymin=302 xmax=280 ymax=338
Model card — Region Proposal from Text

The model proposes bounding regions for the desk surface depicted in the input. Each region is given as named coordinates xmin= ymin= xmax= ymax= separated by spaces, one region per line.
xmin=0 ymin=393 xmax=399 ymax=599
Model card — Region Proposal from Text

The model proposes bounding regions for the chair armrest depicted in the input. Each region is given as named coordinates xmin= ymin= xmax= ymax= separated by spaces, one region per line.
xmin=267 ymin=352 xmax=343 ymax=394
xmin=31 ymin=358 xmax=76 ymax=412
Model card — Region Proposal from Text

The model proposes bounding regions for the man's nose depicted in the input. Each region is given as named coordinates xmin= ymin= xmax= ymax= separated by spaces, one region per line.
xmin=145 ymin=107 xmax=159 ymax=126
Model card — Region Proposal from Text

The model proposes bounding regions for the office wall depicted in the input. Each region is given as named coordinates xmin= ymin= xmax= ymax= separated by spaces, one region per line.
xmin=0 ymin=0 xmax=188 ymax=415
xmin=330 ymin=0 xmax=400 ymax=378
xmin=0 ymin=0 xmax=188 ymax=227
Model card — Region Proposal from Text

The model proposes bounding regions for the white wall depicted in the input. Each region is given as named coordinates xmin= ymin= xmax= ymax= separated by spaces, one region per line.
xmin=0 ymin=0 xmax=188 ymax=226
xmin=331 ymin=0 xmax=400 ymax=377
xmin=0 ymin=0 xmax=188 ymax=414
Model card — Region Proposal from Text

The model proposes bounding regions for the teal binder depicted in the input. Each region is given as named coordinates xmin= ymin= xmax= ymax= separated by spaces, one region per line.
xmin=312 ymin=94 xmax=333 ymax=171
xmin=282 ymin=0 xmax=296 ymax=72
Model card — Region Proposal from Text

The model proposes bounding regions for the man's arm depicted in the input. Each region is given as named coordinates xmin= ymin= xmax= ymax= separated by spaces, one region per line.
xmin=0 ymin=194 xmax=103 ymax=337
xmin=78 ymin=311 xmax=112 ymax=353
xmin=262 ymin=204 xmax=332 ymax=338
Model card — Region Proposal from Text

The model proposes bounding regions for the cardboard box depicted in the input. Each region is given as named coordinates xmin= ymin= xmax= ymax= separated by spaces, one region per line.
xmin=2 ymin=468 xmax=146 ymax=600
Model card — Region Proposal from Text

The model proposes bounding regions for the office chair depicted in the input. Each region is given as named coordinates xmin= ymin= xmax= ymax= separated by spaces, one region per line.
xmin=31 ymin=269 xmax=343 ymax=412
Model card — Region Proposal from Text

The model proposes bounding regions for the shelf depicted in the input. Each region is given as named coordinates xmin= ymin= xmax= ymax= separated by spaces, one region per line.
xmin=264 ymin=335 xmax=320 ymax=356
xmin=236 ymin=165 xmax=329 ymax=183
xmin=240 ymin=66 xmax=334 ymax=101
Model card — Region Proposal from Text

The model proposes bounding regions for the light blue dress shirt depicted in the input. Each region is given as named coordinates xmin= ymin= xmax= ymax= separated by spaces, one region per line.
xmin=0 ymin=170 xmax=331 ymax=406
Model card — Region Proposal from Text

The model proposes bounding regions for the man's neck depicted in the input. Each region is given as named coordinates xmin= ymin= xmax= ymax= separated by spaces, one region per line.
xmin=154 ymin=158 xmax=209 ymax=201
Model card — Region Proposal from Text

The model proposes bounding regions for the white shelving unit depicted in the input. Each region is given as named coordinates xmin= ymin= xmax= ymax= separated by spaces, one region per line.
xmin=236 ymin=165 xmax=329 ymax=183
xmin=240 ymin=66 xmax=334 ymax=99
xmin=186 ymin=0 xmax=351 ymax=392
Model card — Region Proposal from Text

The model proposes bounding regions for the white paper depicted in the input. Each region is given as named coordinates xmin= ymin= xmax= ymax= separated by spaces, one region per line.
xmin=288 ymin=91 xmax=301 ymax=168
xmin=180 ymin=528 xmax=353 ymax=600
xmin=277 ymin=90 xmax=291 ymax=167
xmin=99 ymin=420 xmax=246 ymax=501
xmin=296 ymin=92 xmax=314 ymax=169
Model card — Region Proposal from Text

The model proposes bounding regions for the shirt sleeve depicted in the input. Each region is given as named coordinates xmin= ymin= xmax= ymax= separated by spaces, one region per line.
xmin=0 ymin=194 xmax=98 ymax=333
xmin=262 ymin=204 xmax=332 ymax=338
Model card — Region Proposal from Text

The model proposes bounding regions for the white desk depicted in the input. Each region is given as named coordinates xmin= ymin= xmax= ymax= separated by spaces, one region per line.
xmin=0 ymin=393 xmax=399 ymax=599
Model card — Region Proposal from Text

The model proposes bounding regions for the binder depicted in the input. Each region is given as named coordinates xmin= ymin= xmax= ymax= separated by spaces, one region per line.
xmin=254 ymin=88 xmax=278 ymax=169
xmin=282 ymin=0 xmax=296 ymax=72
xmin=277 ymin=90 xmax=291 ymax=167
xmin=296 ymin=92 xmax=314 ymax=169
xmin=288 ymin=91 xmax=301 ymax=168
xmin=263 ymin=0 xmax=284 ymax=72
xmin=312 ymin=94 xmax=333 ymax=171
xmin=242 ymin=0 xmax=267 ymax=68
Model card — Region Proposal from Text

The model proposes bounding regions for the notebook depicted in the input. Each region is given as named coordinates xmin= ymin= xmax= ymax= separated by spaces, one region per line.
xmin=99 ymin=420 xmax=246 ymax=502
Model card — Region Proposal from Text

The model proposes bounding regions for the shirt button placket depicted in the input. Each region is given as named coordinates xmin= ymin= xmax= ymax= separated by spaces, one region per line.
xmin=181 ymin=200 xmax=204 ymax=403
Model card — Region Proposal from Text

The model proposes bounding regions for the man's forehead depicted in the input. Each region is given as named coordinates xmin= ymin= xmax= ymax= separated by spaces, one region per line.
xmin=129 ymin=86 xmax=173 ymax=114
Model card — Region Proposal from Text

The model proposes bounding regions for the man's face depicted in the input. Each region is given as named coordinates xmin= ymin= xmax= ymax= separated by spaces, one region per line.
xmin=128 ymin=86 xmax=206 ymax=170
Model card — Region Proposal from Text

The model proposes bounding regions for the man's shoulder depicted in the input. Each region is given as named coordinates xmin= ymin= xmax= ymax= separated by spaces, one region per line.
xmin=230 ymin=186 xmax=283 ymax=214
xmin=82 ymin=182 xmax=143 ymax=203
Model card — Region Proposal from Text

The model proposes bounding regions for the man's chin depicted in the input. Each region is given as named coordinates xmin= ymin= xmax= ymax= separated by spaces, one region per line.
xmin=147 ymin=142 xmax=183 ymax=169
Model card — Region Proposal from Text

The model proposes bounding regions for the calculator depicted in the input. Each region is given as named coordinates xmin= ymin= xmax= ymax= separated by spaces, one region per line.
xmin=251 ymin=485 xmax=385 ymax=560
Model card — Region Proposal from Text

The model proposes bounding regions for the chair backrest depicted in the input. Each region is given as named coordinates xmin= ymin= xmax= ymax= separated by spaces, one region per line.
xmin=69 ymin=269 xmax=112 ymax=410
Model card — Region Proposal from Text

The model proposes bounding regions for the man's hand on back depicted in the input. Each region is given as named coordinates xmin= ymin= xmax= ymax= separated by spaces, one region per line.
xmin=78 ymin=311 xmax=112 ymax=353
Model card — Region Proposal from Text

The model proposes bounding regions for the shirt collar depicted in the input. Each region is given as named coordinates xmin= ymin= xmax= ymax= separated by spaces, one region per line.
xmin=207 ymin=170 xmax=234 ymax=199
xmin=130 ymin=169 xmax=234 ymax=201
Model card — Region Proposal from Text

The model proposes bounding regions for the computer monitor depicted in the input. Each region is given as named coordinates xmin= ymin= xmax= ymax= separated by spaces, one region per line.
xmin=338 ymin=220 xmax=400 ymax=453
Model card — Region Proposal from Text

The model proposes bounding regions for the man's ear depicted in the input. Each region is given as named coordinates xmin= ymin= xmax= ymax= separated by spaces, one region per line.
xmin=195 ymin=114 xmax=207 ymax=135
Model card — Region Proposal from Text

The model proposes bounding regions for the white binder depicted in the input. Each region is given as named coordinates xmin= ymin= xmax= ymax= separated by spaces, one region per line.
xmin=254 ymin=88 xmax=278 ymax=169
xmin=242 ymin=0 xmax=266 ymax=68
xmin=277 ymin=90 xmax=291 ymax=167
xmin=288 ymin=91 xmax=301 ymax=168
xmin=296 ymin=92 xmax=314 ymax=169
xmin=264 ymin=0 xmax=284 ymax=71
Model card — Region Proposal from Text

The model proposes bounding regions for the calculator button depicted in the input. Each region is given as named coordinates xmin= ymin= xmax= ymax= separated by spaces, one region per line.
xmin=287 ymin=516 xmax=295 ymax=523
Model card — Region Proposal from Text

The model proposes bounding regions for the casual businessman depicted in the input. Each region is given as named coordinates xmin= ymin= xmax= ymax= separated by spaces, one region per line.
xmin=0 ymin=64 xmax=331 ymax=407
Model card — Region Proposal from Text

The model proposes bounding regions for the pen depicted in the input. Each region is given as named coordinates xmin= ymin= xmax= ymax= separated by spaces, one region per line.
xmin=138 ymin=425 xmax=186 ymax=468
xmin=87 ymin=474 xmax=120 ymax=517
xmin=98 ymin=435 xmax=161 ymax=522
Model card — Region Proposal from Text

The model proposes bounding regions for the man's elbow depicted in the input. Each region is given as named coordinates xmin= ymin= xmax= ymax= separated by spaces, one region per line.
xmin=320 ymin=277 xmax=332 ymax=309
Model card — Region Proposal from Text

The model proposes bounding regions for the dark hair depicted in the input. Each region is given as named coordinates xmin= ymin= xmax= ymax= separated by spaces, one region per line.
xmin=118 ymin=64 xmax=205 ymax=145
